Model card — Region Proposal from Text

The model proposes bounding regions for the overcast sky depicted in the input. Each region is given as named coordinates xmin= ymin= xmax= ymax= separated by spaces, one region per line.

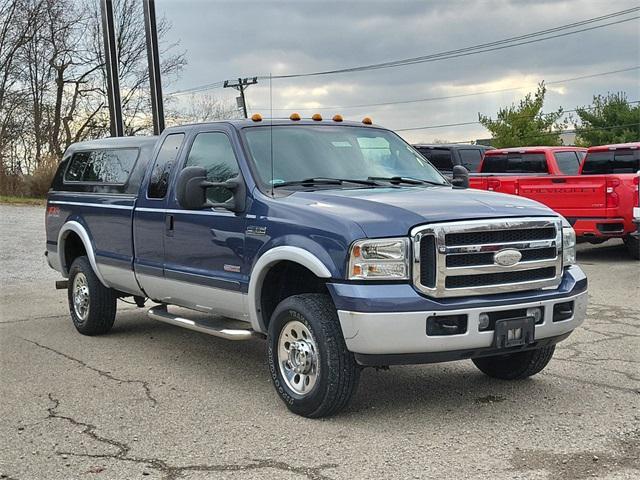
xmin=157 ymin=0 xmax=640 ymax=143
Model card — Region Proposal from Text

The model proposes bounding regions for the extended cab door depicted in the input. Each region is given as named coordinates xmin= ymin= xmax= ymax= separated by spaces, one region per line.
xmin=161 ymin=127 xmax=247 ymax=318
xmin=133 ymin=132 xmax=186 ymax=300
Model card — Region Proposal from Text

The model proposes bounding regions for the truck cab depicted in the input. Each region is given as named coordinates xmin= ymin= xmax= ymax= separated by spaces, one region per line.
xmin=46 ymin=117 xmax=588 ymax=417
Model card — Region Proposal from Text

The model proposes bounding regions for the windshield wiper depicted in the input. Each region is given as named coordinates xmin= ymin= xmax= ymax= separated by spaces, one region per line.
xmin=367 ymin=176 xmax=446 ymax=186
xmin=273 ymin=177 xmax=380 ymax=188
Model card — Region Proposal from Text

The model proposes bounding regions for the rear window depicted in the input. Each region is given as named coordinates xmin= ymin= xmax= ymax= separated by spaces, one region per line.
xmin=418 ymin=148 xmax=453 ymax=171
xmin=459 ymin=149 xmax=483 ymax=171
xmin=554 ymin=151 xmax=581 ymax=175
xmin=482 ymin=153 xmax=548 ymax=173
xmin=64 ymin=148 xmax=138 ymax=184
xmin=582 ymin=149 xmax=640 ymax=174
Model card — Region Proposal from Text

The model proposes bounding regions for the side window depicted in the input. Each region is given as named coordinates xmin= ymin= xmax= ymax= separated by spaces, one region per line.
xmin=184 ymin=132 xmax=239 ymax=203
xmin=554 ymin=151 xmax=580 ymax=175
xmin=428 ymin=149 xmax=453 ymax=171
xmin=459 ymin=149 xmax=483 ymax=171
xmin=64 ymin=149 xmax=138 ymax=183
xmin=148 ymin=133 xmax=185 ymax=199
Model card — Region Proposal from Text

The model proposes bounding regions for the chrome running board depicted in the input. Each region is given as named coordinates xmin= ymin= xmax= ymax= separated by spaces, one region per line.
xmin=148 ymin=305 xmax=256 ymax=340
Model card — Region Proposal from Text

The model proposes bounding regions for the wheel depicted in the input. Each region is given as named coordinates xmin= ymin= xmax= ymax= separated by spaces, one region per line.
xmin=267 ymin=294 xmax=360 ymax=418
xmin=624 ymin=234 xmax=639 ymax=260
xmin=472 ymin=346 xmax=556 ymax=380
xmin=67 ymin=256 xmax=117 ymax=335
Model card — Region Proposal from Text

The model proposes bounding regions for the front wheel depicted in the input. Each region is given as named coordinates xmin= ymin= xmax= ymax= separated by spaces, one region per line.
xmin=267 ymin=294 xmax=360 ymax=418
xmin=472 ymin=346 xmax=556 ymax=380
xmin=67 ymin=256 xmax=117 ymax=335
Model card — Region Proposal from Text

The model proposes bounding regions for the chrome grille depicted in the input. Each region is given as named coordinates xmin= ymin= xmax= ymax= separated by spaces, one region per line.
xmin=412 ymin=217 xmax=563 ymax=297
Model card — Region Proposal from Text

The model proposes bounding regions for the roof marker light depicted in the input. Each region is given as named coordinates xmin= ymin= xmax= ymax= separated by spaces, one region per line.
xmin=251 ymin=113 xmax=262 ymax=122
xmin=312 ymin=113 xmax=322 ymax=121
xmin=362 ymin=117 xmax=373 ymax=125
xmin=333 ymin=114 xmax=343 ymax=122
xmin=290 ymin=112 xmax=301 ymax=121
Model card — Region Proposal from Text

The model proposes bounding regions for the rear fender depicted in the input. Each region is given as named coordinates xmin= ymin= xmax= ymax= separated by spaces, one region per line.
xmin=57 ymin=221 xmax=108 ymax=287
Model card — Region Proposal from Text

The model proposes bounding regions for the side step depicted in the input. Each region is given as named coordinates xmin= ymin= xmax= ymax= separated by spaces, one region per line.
xmin=148 ymin=305 xmax=256 ymax=340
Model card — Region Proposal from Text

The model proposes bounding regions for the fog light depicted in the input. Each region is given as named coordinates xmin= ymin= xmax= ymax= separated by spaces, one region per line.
xmin=478 ymin=312 xmax=490 ymax=331
xmin=526 ymin=307 xmax=544 ymax=324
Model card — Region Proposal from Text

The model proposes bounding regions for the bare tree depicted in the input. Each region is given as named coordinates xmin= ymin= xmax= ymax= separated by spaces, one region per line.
xmin=171 ymin=93 xmax=240 ymax=124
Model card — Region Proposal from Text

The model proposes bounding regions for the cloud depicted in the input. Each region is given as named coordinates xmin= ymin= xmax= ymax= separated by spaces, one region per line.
xmin=158 ymin=0 xmax=640 ymax=143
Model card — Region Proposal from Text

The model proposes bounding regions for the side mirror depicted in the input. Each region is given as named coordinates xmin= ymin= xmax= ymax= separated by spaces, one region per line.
xmin=451 ymin=165 xmax=470 ymax=189
xmin=176 ymin=166 xmax=246 ymax=212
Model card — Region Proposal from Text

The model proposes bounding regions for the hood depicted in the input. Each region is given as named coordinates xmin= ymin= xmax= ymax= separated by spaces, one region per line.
xmin=285 ymin=185 xmax=556 ymax=237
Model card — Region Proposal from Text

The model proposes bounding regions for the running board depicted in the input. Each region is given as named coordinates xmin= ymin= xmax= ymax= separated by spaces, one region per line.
xmin=148 ymin=305 xmax=256 ymax=340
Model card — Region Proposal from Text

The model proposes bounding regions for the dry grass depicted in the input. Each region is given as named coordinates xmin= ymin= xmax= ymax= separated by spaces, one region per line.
xmin=0 ymin=195 xmax=46 ymax=206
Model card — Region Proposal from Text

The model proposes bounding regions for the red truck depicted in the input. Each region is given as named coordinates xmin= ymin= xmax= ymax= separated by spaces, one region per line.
xmin=470 ymin=144 xmax=639 ymax=259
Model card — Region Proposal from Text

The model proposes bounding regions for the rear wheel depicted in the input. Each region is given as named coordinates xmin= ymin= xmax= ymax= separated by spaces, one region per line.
xmin=267 ymin=294 xmax=360 ymax=418
xmin=624 ymin=234 xmax=639 ymax=260
xmin=67 ymin=256 xmax=117 ymax=335
xmin=472 ymin=346 xmax=555 ymax=380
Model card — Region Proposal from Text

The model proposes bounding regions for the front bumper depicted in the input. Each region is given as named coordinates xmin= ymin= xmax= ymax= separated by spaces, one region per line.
xmin=330 ymin=266 xmax=588 ymax=358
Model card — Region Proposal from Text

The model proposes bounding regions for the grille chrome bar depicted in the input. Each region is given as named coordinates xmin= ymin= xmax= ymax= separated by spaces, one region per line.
xmin=411 ymin=217 xmax=563 ymax=298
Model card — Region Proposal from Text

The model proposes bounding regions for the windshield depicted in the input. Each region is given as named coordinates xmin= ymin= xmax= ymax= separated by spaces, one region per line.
xmin=243 ymin=125 xmax=447 ymax=188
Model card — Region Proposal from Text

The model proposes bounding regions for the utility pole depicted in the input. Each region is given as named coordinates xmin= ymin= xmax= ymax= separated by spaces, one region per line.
xmin=143 ymin=0 xmax=165 ymax=135
xmin=100 ymin=0 xmax=124 ymax=137
xmin=223 ymin=77 xmax=258 ymax=118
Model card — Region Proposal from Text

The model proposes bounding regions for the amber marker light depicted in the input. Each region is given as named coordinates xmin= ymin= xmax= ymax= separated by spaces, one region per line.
xmin=290 ymin=112 xmax=301 ymax=121
xmin=251 ymin=113 xmax=262 ymax=122
xmin=312 ymin=113 xmax=323 ymax=121
xmin=362 ymin=117 xmax=373 ymax=125
xmin=332 ymin=114 xmax=343 ymax=122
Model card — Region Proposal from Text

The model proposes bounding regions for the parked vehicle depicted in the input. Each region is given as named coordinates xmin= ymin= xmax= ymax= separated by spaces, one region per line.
xmin=46 ymin=117 xmax=587 ymax=417
xmin=470 ymin=144 xmax=639 ymax=259
xmin=413 ymin=143 xmax=494 ymax=175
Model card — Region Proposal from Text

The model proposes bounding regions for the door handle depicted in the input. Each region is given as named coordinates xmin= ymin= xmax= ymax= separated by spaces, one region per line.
xmin=165 ymin=214 xmax=174 ymax=235
xmin=551 ymin=178 xmax=566 ymax=184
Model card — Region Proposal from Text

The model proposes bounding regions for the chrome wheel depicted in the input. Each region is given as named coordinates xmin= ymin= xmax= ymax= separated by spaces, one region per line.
xmin=277 ymin=320 xmax=319 ymax=396
xmin=72 ymin=272 xmax=90 ymax=321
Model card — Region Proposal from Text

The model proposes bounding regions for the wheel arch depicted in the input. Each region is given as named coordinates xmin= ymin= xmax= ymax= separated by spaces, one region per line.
xmin=57 ymin=221 xmax=108 ymax=286
xmin=248 ymin=246 xmax=333 ymax=333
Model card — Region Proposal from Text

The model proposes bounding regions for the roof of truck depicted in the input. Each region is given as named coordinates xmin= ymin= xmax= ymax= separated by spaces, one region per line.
xmin=66 ymin=135 xmax=159 ymax=152
xmin=587 ymin=142 xmax=640 ymax=152
xmin=166 ymin=117 xmax=384 ymax=130
xmin=413 ymin=143 xmax=494 ymax=150
xmin=485 ymin=146 xmax=587 ymax=155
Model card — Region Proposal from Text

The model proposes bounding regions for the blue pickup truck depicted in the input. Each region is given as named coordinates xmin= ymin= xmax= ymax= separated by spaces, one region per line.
xmin=45 ymin=116 xmax=587 ymax=417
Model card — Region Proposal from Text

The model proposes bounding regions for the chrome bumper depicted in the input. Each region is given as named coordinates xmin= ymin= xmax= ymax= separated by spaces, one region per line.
xmin=338 ymin=291 xmax=588 ymax=355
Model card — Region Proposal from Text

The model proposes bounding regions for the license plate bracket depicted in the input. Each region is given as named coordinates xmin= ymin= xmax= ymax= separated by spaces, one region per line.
xmin=493 ymin=317 xmax=535 ymax=348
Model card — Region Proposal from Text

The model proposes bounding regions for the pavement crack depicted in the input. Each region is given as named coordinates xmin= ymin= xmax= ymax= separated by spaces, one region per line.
xmin=23 ymin=338 xmax=157 ymax=406
xmin=543 ymin=372 xmax=639 ymax=395
xmin=46 ymin=393 xmax=336 ymax=480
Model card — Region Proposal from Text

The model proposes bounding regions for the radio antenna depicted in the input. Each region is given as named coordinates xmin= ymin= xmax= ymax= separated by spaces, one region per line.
xmin=269 ymin=72 xmax=274 ymax=197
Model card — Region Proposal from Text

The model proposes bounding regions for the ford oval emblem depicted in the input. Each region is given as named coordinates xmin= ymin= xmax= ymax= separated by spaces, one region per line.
xmin=494 ymin=249 xmax=522 ymax=267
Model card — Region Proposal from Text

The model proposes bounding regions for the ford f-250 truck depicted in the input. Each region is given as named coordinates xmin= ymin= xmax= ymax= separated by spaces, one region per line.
xmin=45 ymin=116 xmax=588 ymax=417
xmin=469 ymin=144 xmax=640 ymax=259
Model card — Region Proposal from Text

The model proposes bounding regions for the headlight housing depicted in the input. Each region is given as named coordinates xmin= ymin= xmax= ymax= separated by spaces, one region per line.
xmin=348 ymin=237 xmax=409 ymax=280
xmin=562 ymin=225 xmax=576 ymax=266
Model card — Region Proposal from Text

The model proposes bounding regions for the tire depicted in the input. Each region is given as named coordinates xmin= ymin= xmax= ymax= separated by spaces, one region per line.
xmin=472 ymin=346 xmax=556 ymax=380
xmin=67 ymin=256 xmax=117 ymax=336
xmin=267 ymin=294 xmax=360 ymax=418
xmin=624 ymin=235 xmax=640 ymax=260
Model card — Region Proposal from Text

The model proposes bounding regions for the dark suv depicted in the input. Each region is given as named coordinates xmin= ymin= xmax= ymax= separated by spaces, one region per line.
xmin=414 ymin=144 xmax=494 ymax=175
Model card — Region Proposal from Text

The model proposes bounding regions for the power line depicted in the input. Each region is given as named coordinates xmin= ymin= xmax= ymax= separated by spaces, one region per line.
xmin=253 ymin=66 xmax=640 ymax=112
xmin=165 ymin=8 xmax=639 ymax=96
xmin=395 ymin=101 xmax=640 ymax=132
xmin=261 ymin=9 xmax=640 ymax=79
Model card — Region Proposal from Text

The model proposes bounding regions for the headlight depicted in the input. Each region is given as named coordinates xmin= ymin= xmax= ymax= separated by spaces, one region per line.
xmin=562 ymin=225 xmax=576 ymax=266
xmin=348 ymin=237 xmax=409 ymax=280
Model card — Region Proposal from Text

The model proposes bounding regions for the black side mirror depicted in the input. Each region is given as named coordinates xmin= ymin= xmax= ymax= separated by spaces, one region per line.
xmin=176 ymin=166 xmax=246 ymax=212
xmin=451 ymin=165 xmax=470 ymax=189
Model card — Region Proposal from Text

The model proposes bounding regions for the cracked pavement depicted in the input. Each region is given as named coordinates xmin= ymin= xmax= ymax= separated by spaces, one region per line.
xmin=1 ymin=204 xmax=639 ymax=479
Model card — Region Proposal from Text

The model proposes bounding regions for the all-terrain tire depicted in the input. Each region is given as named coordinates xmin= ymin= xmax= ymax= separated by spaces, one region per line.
xmin=472 ymin=346 xmax=556 ymax=380
xmin=67 ymin=256 xmax=117 ymax=336
xmin=267 ymin=294 xmax=360 ymax=418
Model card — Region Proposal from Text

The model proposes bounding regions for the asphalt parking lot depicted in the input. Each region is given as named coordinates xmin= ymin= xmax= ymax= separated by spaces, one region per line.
xmin=1 ymin=204 xmax=638 ymax=480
